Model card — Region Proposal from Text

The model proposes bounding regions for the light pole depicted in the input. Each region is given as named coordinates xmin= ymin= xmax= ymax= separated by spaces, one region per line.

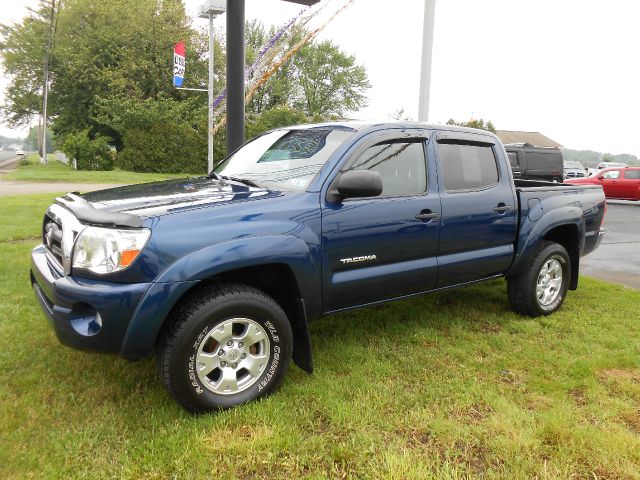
xmin=199 ymin=1 xmax=226 ymax=173
xmin=418 ymin=0 xmax=436 ymax=123
xmin=225 ymin=0 xmax=320 ymax=154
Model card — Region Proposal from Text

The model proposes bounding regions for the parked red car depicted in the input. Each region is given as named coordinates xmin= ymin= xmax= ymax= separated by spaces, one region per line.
xmin=565 ymin=167 xmax=640 ymax=200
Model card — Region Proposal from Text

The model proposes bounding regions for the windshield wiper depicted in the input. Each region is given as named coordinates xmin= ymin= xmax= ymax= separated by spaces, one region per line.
xmin=219 ymin=175 xmax=262 ymax=188
xmin=206 ymin=171 xmax=227 ymax=184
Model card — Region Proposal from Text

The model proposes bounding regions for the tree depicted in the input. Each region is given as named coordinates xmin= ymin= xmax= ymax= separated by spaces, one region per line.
xmin=0 ymin=3 xmax=52 ymax=127
xmin=292 ymin=39 xmax=369 ymax=117
xmin=446 ymin=118 xmax=496 ymax=133
xmin=244 ymin=22 xmax=370 ymax=118
xmin=2 ymin=7 xmax=371 ymax=172
xmin=25 ymin=125 xmax=53 ymax=152
xmin=1 ymin=0 xmax=200 ymax=142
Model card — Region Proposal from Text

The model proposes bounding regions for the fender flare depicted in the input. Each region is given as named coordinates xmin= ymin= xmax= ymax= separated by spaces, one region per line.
xmin=119 ymin=235 xmax=321 ymax=370
xmin=507 ymin=206 xmax=584 ymax=288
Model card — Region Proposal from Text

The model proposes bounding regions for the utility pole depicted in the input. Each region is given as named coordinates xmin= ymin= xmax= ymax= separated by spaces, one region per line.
xmin=41 ymin=0 xmax=57 ymax=165
xmin=418 ymin=0 xmax=436 ymax=123
xmin=226 ymin=0 xmax=245 ymax=154
xmin=198 ymin=1 xmax=226 ymax=173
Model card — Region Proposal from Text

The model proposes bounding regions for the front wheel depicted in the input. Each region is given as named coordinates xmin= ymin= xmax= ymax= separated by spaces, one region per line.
xmin=507 ymin=241 xmax=571 ymax=316
xmin=156 ymin=284 xmax=293 ymax=413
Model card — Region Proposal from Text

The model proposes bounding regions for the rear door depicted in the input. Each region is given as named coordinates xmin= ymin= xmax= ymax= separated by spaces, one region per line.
xmin=321 ymin=130 xmax=440 ymax=311
xmin=433 ymin=132 xmax=517 ymax=287
xmin=620 ymin=168 xmax=640 ymax=199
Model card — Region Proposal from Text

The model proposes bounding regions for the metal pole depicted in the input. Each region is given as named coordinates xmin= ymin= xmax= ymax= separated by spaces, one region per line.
xmin=207 ymin=12 xmax=215 ymax=172
xmin=418 ymin=0 xmax=436 ymax=123
xmin=41 ymin=66 xmax=49 ymax=164
xmin=226 ymin=0 xmax=245 ymax=154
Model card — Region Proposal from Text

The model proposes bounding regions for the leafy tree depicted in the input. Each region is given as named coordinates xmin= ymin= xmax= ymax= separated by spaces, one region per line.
xmin=0 ymin=3 xmax=52 ymax=127
xmin=245 ymin=105 xmax=308 ymax=139
xmin=244 ymin=22 xmax=370 ymax=118
xmin=1 ymin=0 xmax=201 ymax=142
xmin=446 ymin=118 xmax=496 ymax=133
xmin=25 ymin=125 xmax=54 ymax=153
xmin=2 ymin=7 xmax=370 ymax=173
xmin=292 ymin=40 xmax=369 ymax=117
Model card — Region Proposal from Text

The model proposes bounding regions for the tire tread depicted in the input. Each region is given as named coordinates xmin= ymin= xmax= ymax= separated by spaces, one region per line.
xmin=156 ymin=283 xmax=290 ymax=413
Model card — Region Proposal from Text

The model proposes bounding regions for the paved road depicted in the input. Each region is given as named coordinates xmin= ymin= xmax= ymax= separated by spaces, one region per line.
xmin=0 ymin=151 xmax=19 ymax=162
xmin=0 ymin=154 xmax=18 ymax=172
xmin=581 ymin=201 xmax=640 ymax=289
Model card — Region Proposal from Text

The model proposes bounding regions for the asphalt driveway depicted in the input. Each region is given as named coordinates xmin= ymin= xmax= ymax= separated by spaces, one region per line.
xmin=581 ymin=201 xmax=640 ymax=289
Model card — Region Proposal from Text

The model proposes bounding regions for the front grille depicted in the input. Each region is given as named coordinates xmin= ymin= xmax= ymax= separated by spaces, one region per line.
xmin=565 ymin=172 xmax=585 ymax=178
xmin=43 ymin=215 xmax=64 ymax=266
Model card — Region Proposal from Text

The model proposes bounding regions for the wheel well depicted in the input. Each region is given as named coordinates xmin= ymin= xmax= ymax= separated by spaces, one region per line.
xmin=543 ymin=225 xmax=580 ymax=290
xmin=158 ymin=263 xmax=313 ymax=373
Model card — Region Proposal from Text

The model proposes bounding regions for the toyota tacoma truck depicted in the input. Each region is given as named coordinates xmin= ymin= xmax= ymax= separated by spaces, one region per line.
xmin=31 ymin=122 xmax=606 ymax=412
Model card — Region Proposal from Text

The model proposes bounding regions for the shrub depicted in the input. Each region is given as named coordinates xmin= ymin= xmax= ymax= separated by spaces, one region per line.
xmin=118 ymin=121 xmax=210 ymax=174
xmin=62 ymin=130 xmax=114 ymax=171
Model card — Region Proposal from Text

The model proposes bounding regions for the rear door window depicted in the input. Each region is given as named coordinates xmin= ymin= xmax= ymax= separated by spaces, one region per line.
xmin=438 ymin=143 xmax=499 ymax=191
xmin=623 ymin=169 xmax=640 ymax=179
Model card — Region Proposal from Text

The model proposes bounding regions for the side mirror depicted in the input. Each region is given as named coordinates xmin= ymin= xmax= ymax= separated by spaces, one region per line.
xmin=329 ymin=170 xmax=383 ymax=202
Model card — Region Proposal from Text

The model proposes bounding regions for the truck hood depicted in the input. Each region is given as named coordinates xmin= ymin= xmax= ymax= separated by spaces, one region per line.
xmin=79 ymin=176 xmax=281 ymax=217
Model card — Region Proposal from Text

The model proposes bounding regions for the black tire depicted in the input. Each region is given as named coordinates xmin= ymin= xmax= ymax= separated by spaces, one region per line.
xmin=507 ymin=241 xmax=571 ymax=317
xmin=156 ymin=283 xmax=293 ymax=413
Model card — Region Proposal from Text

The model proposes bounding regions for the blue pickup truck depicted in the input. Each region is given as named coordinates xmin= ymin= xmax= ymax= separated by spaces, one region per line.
xmin=31 ymin=122 xmax=605 ymax=412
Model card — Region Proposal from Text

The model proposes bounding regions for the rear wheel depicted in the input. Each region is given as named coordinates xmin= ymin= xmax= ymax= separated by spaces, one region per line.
xmin=507 ymin=241 xmax=570 ymax=316
xmin=156 ymin=283 xmax=293 ymax=413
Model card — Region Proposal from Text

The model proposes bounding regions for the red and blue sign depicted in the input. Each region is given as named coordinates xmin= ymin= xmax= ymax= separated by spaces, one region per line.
xmin=173 ymin=41 xmax=186 ymax=87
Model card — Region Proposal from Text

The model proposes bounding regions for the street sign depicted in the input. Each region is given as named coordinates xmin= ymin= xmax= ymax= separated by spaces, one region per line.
xmin=173 ymin=42 xmax=186 ymax=87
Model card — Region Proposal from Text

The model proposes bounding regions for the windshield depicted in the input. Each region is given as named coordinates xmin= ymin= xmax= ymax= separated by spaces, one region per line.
xmin=597 ymin=162 xmax=626 ymax=169
xmin=213 ymin=126 xmax=356 ymax=191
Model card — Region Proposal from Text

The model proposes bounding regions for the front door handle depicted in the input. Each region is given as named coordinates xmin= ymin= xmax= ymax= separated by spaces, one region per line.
xmin=415 ymin=210 xmax=440 ymax=221
xmin=494 ymin=203 xmax=512 ymax=213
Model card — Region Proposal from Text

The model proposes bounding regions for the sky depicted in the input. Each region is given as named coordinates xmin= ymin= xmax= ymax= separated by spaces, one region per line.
xmin=1 ymin=0 xmax=639 ymax=156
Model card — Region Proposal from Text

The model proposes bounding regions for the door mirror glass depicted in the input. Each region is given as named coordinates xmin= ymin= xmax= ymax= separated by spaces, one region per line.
xmin=336 ymin=170 xmax=383 ymax=200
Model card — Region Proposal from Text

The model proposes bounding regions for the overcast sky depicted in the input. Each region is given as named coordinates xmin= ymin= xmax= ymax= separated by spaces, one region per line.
xmin=2 ymin=0 xmax=639 ymax=156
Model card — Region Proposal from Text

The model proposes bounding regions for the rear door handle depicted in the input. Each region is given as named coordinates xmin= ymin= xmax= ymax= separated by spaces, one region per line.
xmin=494 ymin=203 xmax=512 ymax=213
xmin=415 ymin=210 xmax=440 ymax=221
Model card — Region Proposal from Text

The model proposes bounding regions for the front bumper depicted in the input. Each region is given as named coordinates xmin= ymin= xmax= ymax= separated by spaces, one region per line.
xmin=30 ymin=244 xmax=151 ymax=354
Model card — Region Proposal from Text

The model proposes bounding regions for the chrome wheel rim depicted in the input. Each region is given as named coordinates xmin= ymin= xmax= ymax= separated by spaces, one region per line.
xmin=536 ymin=258 xmax=563 ymax=306
xmin=195 ymin=318 xmax=270 ymax=395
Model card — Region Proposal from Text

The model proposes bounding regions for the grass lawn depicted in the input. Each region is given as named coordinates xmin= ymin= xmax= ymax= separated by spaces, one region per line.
xmin=1 ymin=194 xmax=639 ymax=479
xmin=3 ymin=154 xmax=192 ymax=184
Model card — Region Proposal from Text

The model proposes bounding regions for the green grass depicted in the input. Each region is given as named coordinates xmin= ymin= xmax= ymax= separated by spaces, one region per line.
xmin=1 ymin=194 xmax=639 ymax=479
xmin=3 ymin=154 xmax=191 ymax=184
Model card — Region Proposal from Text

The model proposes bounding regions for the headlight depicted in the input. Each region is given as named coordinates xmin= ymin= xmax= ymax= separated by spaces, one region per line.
xmin=72 ymin=226 xmax=151 ymax=274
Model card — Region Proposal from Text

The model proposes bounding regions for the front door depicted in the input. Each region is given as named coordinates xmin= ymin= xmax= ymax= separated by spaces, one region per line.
xmin=321 ymin=132 xmax=440 ymax=312
xmin=600 ymin=169 xmax=623 ymax=198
